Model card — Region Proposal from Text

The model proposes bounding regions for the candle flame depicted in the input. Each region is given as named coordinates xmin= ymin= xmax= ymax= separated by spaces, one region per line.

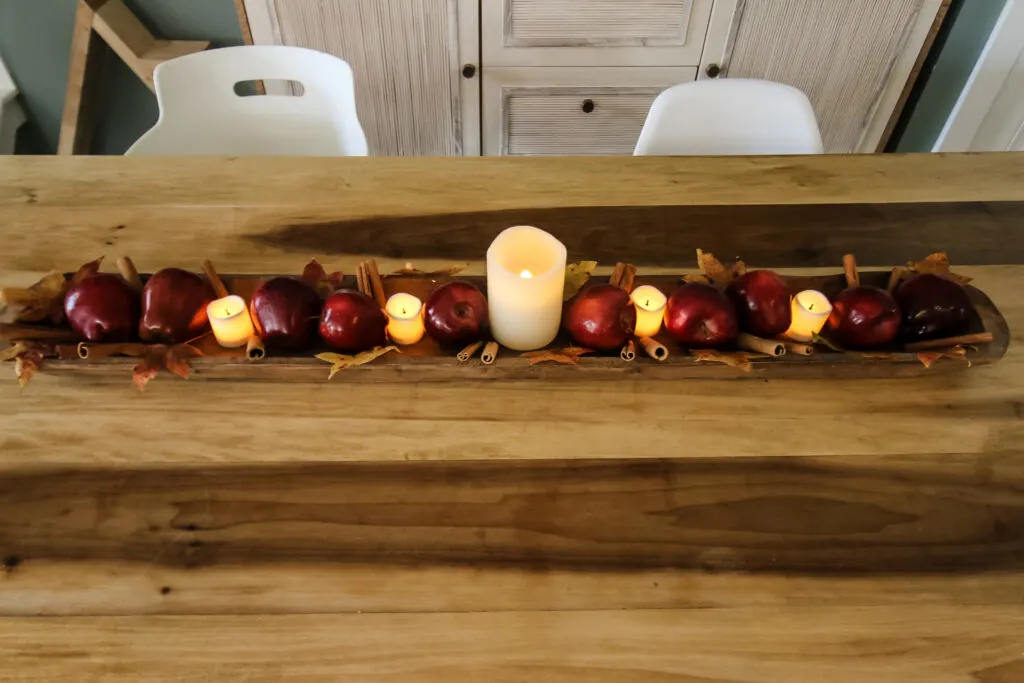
xmin=520 ymin=269 xmax=533 ymax=279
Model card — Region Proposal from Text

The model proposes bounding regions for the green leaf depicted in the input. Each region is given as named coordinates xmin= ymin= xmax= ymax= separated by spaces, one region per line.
xmin=563 ymin=261 xmax=598 ymax=301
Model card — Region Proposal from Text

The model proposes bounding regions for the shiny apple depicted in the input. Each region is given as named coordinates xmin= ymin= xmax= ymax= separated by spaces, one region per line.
xmin=424 ymin=280 xmax=488 ymax=344
xmin=563 ymin=284 xmax=636 ymax=351
xmin=826 ymin=286 xmax=901 ymax=348
xmin=894 ymin=273 xmax=974 ymax=341
xmin=251 ymin=276 xmax=323 ymax=351
xmin=664 ymin=283 xmax=738 ymax=348
xmin=64 ymin=273 xmax=140 ymax=342
xmin=139 ymin=268 xmax=216 ymax=343
xmin=726 ymin=269 xmax=791 ymax=337
xmin=319 ymin=290 xmax=387 ymax=352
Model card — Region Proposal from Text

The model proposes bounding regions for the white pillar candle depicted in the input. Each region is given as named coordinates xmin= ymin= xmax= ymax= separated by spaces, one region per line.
xmin=784 ymin=290 xmax=833 ymax=342
xmin=385 ymin=293 xmax=425 ymax=346
xmin=207 ymin=295 xmax=255 ymax=348
xmin=630 ymin=285 xmax=666 ymax=338
xmin=486 ymin=225 xmax=567 ymax=351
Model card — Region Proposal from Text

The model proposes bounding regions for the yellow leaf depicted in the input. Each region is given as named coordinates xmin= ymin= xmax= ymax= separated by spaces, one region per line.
xmin=317 ymin=346 xmax=400 ymax=379
xmin=917 ymin=345 xmax=971 ymax=369
xmin=691 ymin=349 xmax=753 ymax=372
xmin=696 ymin=249 xmax=745 ymax=286
xmin=1 ymin=271 xmax=67 ymax=324
xmin=563 ymin=261 xmax=598 ymax=301
xmin=0 ymin=342 xmax=28 ymax=362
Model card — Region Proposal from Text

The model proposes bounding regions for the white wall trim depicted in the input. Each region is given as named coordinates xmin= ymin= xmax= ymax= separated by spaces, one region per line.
xmin=933 ymin=0 xmax=1024 ymax=151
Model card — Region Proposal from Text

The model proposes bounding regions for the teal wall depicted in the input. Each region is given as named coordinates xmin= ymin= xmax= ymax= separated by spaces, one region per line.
xmin=0 ymin=0 xmax=244 ymax=154
xmin=896 ymin=0 xmax=1009 ymax=152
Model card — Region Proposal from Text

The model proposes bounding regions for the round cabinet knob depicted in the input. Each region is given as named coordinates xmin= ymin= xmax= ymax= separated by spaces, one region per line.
xmin=706 ymin=64 xmax=721 ymax=79
xmin=462 ymin=64 xmax=477 ymax=79
xmin=581 ymin=99 xmax=595 ymax=114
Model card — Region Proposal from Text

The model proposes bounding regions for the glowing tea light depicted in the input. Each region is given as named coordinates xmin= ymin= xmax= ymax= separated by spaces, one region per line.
xmin=385 ymin=293 xmax=425 ymax=346
xmin=630 ymin=285 xmax=667 ymax=338
xmin=207 ymin=295 xmax=256 ymax=348
xmin=486 ymin=225 xmax=567 ymax=351
xmin=784 ymin=290 xmax=833 ymax=342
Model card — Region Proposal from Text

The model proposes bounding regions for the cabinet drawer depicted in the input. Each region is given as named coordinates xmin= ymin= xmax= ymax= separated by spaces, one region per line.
xmin=483 ymin=67 xmax=696 ymax=155
xmin=483 ymin=0 xmax=715 ymax=67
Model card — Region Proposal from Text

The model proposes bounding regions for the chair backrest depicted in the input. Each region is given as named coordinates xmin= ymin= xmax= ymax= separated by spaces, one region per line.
xmin=127 ymin=46 xmax=368 ymax=156
xmin=634 ymin=79 xmax=823 ymax=156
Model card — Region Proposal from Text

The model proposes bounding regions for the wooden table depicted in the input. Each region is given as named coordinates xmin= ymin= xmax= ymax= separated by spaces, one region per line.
xmin=0 ymin=154 xmax=1022 ymax=681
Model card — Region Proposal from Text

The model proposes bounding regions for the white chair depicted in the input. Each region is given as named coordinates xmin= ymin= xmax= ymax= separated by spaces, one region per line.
xmin=0 ymin=56 xmax=25 ymax=155
xmin=127 ymin=46 xmax=368 ymax=156
xmin=634 ymin=79 xmax=823 ymax=155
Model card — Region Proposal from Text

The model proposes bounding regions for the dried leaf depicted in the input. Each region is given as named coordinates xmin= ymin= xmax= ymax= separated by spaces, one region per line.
xmin=3 ymin=343 xmax=52 ymax=388
xmin=857 ymin=352 xmax=896 ymax=360
xmin=14 ymin=356 xmax=38 ymax=388
xmin=521 ymin=346 xmax=595 ymax=366
xmin=302 ymin=259 xmax=344 ymax=298
xmin=1 ymin=271 xmax=67 ymax=324
xmin=316 ymin=345 xmax=400 ymax=379
xmin=130 ymin=343 xmax=202 ymax=391
xmin=811 ymin=332 xmax=846 ymax=353
xmin=393 ymin=262 xmax=468 ymax=277
xmin=0 ymin=342 xmax=28 ymax=362
xmin=917 ymin=345 xmax=971 ymax=369
xmin=132 ymin=350 xmax=163 ymax=392
xmin=682 ymin=273 xmax=712 ymax=284
xmin=563 ymin=261 xmax=598 ymax=301
xmin=696 ymin=249 xmax=745 ymax=286
xmin=165 ymin=344 xmax=202 ymax=379
xmin=906 ymin=252 xmax=972 ymax=286
xmin=691 ymin=349 xmax=753 ymax=372
xmin=70 ymin=257 xmax=103 ymax=286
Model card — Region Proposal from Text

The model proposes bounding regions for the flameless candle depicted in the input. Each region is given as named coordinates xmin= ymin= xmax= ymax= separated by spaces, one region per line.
xmin=630 ymin=285 xmax=666 ymax=338
xmin=207 ymin=295 xmax=255 ymax=348
xmin=385 ymin=293 xmax=425 ymax=345
xmin=486 ymin=226 xmax=567 ymax=351
xmin=784 ymin=290 xmax=833 ymax=342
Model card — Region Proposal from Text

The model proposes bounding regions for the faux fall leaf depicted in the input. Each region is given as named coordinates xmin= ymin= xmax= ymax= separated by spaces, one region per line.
xmin=563 ymin=261 xmax=598 ymax=301
xmin=521 ymin=346 xmax=595 ymax=366
xmin=917 ymin=345 xmax=971 ymax=369
xmin=1 ymin=341 xmax=53 ymax=387
xmin=696 ymin=249 xmax=745 ymax=286
xmin=392 ymin=262 xmax=468 ymax=277
xmin=302 ymin=259 xmax=345 ymax=298
xmin=690 ymin=349 xmax=753 ymax=372
xmin=131 ymin=343 xmax=203 ymax=391
xmin=906 ymin=252 xmax=972 ymax=286
xmin=0 ymin=271 xmax=67 ymax=324
xmin=316 ymin=345 xmax=399 ymax=379
xmin=682 ymin=273 xmax=712 ymax=284
xmin=811 ymin=332 xmax=846 ymax=353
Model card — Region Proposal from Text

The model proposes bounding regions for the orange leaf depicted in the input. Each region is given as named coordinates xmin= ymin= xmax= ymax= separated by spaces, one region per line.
xmin=132 ymin=352 xmax=162 ymax=392
xmin=906 ymin=252 xmax=972 ymax=286
xmin=917 ymin=345 xmax=971 ymax=369
xmin=696 ymin=249 xmax=745 ymax=286
xmin=521 ymin=347 xmax=595 ymax=366
xmin=165 ymin=344 xmax=202 ymax=379
xmin=70 ymin=257 xmax=104 ymax=286
xmin=302 ymin=259 xmax=344 ymax=298
xmin=130 ymin=343 xmax=202 ymax=390
xmin=691 ymin=349 xmax=753 ymax=372
xmin=2 ymin=342 xmax=53 ymax=388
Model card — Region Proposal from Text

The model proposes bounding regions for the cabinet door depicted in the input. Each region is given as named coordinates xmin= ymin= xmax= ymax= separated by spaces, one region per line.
xmin=483 ymin=67 xmax=696 ymax=155
xmin=704 ymin=0 xmax=945 ymax=152
xmin=245 ymin=0 xmax=479 ymax=155
xmin=482 ymin=0 xmax=715 ymax=67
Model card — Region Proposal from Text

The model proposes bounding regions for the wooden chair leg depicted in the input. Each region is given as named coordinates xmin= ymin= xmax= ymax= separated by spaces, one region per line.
xmin=58 ymin=0 xmax=107 ymax=155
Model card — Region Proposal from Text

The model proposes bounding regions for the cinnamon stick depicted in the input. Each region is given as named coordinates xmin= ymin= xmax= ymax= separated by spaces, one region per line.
xmin=782 ymin=340 xmax=815 ymax=356
xmin=904 ymin=332 xmax=993 ymax=352
xmin=609 ymin=263 xmax=625 ymax=288
xmin=608 ymin=262 xmax=636 ymax=292
xmin=246 ymin=335 xmax=265 ymax=361
xmin=77 ymin=342 xmax=150 ymax=360
xmin=201 ymin=260 xmax=230 ymax=299
xmin=457 ymin=341 xmax=483 ymax=362
xmin=887 ymin=266 xmax=905 ymax=294
xmin=116 ymin=256 xmax=143 ymax=291
xmin=737 ymin=333 xmax=786 ymax=357
xmin=356 ymin=263 xmax=369 ymax=298
xmin=639 ymin=337 xmax=669 ymax=361
xmin=481 ymin=341 xmax=499 ymax=365
xmin=620 ymin=339 xmax=636 ymax=362
xmin=367 ymin=259 xmax=387 ymax=309
xmin=842 ymin=254 xmax=859 ymax=287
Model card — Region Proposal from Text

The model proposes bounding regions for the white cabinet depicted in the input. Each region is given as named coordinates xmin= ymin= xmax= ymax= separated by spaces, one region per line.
xmin=483 ymin=67 xmax=696 ymax=155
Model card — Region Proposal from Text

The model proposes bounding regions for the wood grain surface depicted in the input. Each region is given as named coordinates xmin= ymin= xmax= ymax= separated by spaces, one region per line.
xmin=1 ymin=154 xmax=1023 ymax=681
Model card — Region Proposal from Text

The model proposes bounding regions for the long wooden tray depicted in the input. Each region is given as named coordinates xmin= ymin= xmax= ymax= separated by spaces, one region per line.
xmin=3 ymin=269 xmax=1008 ymax=383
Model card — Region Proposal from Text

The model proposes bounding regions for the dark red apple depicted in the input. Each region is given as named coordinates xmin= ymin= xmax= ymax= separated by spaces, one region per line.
xmin=664 ymin=283 xmax=738 ymax=348
xmin=139 ymin=268 xmax=216 ymax=343
xmin=251 ymin=276 xmax=323 ymax=351
xmin=563 ymin=284 xmax=636 ymax=351
xmin=64 ymin=273 xmax=140 ymax=342
xmin=826 ymin=286 xmax=901 ymax=348
xmin=424 ymin=280 xmax=488 ymax=344
xmin=726 ymin=269 xmax=791 ymax=337
xmin=319 ymin=290 xmax=387 ymax=352
xmin=894 ymin=273 xmax=974 ymax=341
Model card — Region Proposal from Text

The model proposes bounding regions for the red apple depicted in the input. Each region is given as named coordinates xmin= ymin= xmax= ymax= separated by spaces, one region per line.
xmin=563 ymin=284 xmax=636 ymax=351
xmin=319 ymin=290 xmax=387 ymax=352
xmin=826 ymin=286 xmax=901 ymax=348
xmin=664 ymin=283 xmax=738 ymax=348
xmin=726 ymin=270 xmax=791 ymax=337
xmin=139 ymin=268 xmax=216 ymax=343
xmin=894 ymin=273 xmax=974 ymax=341
xmin=424 ymin=280 xmax=488 ymax=344
xmin=64 ymin=273 xmax=140 ymax=342
xmin=251 ymin=276 xmax=323 ymax=351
